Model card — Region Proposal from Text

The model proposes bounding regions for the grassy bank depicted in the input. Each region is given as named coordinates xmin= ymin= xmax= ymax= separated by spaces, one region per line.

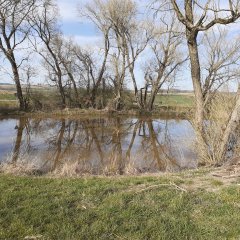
xmin=0 ymin=170 xmax=240 ymax=239
xmin=22 ymin=106 xmax=191 ymax=119
xmin=0 ymin=89 xmax=193 ymax=118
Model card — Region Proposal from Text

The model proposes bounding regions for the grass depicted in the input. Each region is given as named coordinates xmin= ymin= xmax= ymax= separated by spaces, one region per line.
xmin=155 ymin=94 xmax=194 ymax=108
xmin=0 ymin=173 xmax=240 ymax=239
xmin=0 ymin=91 xmax=19 ymax=112
xmin=0 ymin=93 xmax=16 ymax=101
xmin=0 ymin=88 xmax=194 ymax=108
xmin=0 ymin=100 xmax=19 ymax=112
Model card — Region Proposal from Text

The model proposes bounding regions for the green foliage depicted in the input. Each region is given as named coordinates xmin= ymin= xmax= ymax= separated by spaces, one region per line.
xmin=0 ymin=175 xmax=239 ymax=239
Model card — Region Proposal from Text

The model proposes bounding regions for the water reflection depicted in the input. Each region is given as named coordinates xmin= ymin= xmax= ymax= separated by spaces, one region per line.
xmin=0 ymin=116 xmax=196 ymax=175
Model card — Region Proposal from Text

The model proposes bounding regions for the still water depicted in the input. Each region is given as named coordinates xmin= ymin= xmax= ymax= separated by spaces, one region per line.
xmin=0 ymin=116 xmax=197 ymax=175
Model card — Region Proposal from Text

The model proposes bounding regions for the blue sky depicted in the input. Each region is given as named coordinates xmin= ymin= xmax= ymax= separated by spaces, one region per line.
xmin=1 ymin=0 xmax=239 ymax=91
xmin=57 ymin=0 xmax=193 ymax=90
xmin=57 ymin=0 xmax=239 ymax=91
xmin=58 ymin=0 xmax=101 ymax=42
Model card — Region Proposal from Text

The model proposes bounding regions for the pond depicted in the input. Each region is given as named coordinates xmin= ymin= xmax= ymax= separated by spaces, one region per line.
xmin=0 ymin=116 xmax=197 ymax=175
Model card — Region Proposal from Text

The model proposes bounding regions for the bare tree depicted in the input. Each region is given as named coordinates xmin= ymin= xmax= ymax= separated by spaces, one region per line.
xmin=72 ymin=47 xmax=94 ymax=96
xmin=142 ymin=18 xmax=186 ymax=111
xmin=104 ymin=0 xmax=152 ymax=109
xmin=29 ymin=0 xmax=67 ymax=107
xmin=0 ymin=0 xmax=37 ymax=110
xmin=56 ymin=38 xmax=82 ymax=107
xmin=81 ymin=0 xmax=111 ymax=107
xmin=166 ymin=0 xmax=240 ymax=132
xmin=20 ymin=64 xmax=37 ymax=109
xmin=102 ymin=0 xmax=137 ymax=110
xmin=107 ymin=39 xmax=128 ymax=110
xmin=82 ymin=0 xmax=139 ymax=110
xmin=156 ymin=0 xmax=240 ymax=163
xmin=201 ymin=28 xmax=240 ymax=107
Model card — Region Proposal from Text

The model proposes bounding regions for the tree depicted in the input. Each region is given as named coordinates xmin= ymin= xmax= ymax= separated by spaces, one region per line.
xmin=142 ymin=18 xmax=186 ymax=111
xmin=55 ymin=38 xmax=81 ymax=107
xmin=0 ymin=0 xmax=37 ymax=110
xmin=201 ymin=28 xmax=240 ymax=107
xmin=81 ymin=0 xmax=111 ymax=107
xmin=103 ymin=0 xmax=151 ymax=109
xmin=30 ymin=0 xmax=67 ymax=107
xmin=158 ymin=0 xmax=240 ymax=163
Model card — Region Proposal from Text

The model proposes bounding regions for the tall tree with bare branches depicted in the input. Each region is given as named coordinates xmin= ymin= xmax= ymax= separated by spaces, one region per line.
xmin=29 ymin=0 xmax=67 ymax=107
xmin=156 ymin=0 xmax=240 ymax=162
xmin=81 ymin=0 xmax=111 ymax=107
xmin=0 ymin=0 xmax=37 ymax=110
xmin=142 ymin=18 xmax=186 ymax=111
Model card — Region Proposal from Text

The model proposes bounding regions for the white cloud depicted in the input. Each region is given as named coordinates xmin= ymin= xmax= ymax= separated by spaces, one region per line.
xmin=74 ymin=35 xmax=101 ymax=46
xmin=57 ymin=0 xmax=79 ymax=22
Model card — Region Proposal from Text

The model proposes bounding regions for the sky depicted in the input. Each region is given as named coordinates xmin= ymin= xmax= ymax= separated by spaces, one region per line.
xmin=0 ymin=0 xmax=239 ymax=91
xmin=58 ymin=0 xmax=101 ymax=45
xmin=57 ymin=0 xmax=194 ymax=90
xmin=57 ymin=0 xmax=240 ymax=91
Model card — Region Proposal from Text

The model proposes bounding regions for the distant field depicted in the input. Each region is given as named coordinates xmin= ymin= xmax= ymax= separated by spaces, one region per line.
xmin=0 ymin=84 xmax=195 ymax=111
xmin=0 ymin=93 xmax=195 ymax=111
xmin=0 ymin=93 xmax=16 ymax=101
xmin=0 ymin=85 xmax=56 ymax=111
xmin=0 ymin=89 xmax=18 ymax=111
xmin=155 ymin=94 xmax=194 ymax=108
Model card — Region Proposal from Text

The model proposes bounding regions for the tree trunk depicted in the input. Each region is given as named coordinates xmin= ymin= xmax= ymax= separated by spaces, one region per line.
xmin=90 ymin=87 xmax=97 ymax=108
xmin=89 ymin=33 xmax=109 ymax=107
xmin=57 ymin=74 xmax=66 ymax=107
xmin=124 ymin=36 xmax=141 ymax=109
xmin=115 ymin=89 xmax=122 ymax=111
xmin=187 ymin=33 xmax=205 ymax=134
xmin=101 ymin=77 xmax=106 ymax=108
xmin=62 ymin=62 xmax=81 ymax=108
xmin=11 ymin=60 xmax=26 ymax=111
xmin=128 ymin=64 xmax=141 ymax=109
xmin=147 ymin=88 xmax=158 ymax=111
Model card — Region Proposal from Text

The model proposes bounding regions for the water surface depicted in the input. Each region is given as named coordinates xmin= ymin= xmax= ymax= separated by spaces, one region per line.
xmin=0 ymin=116 xmax=196 ymax=175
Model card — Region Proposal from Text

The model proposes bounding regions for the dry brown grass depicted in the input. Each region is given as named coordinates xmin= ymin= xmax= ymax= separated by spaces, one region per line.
xmin=0 ymin=160 xmax=39 ymax=176
xmin=196 ymin=93 xmax=238 ymax=165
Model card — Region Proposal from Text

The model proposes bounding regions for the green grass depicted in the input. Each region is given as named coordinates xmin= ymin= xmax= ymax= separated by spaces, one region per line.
xmin=210 ymin=179 xmax=224 ymax=186
xmin=0 ymin=90 xmax=195 ymax=114
xmin=155 ymin=94 xmax=194 ymax=108
xmin=0 ymin=93 xmax=16 ymax=101
xmin=0 ymin=174 xmax=239 ymax=239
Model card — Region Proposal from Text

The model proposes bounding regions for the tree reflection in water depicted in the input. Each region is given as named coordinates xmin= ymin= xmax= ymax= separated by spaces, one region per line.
xmin=3 ymin=116 xmax=196 ymax=175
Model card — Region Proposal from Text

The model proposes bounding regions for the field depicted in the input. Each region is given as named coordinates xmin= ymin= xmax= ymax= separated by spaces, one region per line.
xmin=0 ymin=93 xmax=16 ymax=101
xmin=0 ymin=85 xmax=56 ymax=112
xmin=155 ymin=94 xmax=194 ymax=108
xmin=0 ymin=90 xmax=18 ymax=112
xmin=0 ymin=84 xmax=195 ymax=113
